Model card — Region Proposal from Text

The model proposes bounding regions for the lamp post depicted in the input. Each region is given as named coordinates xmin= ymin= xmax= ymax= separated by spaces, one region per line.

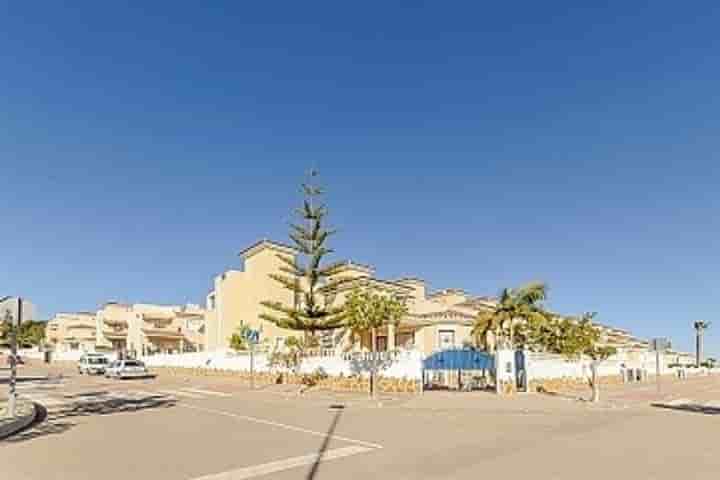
xmin=694 ymin=321 xmax=710 ymax=368
xmin=4 ymin=298 xmax=21 ymax=417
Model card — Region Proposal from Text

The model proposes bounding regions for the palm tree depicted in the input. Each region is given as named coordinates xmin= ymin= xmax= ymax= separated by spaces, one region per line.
xmin=472 ymin=282 xmax=549 ymax=352
xmin=694 ymin=321 xmax=711 ymax=367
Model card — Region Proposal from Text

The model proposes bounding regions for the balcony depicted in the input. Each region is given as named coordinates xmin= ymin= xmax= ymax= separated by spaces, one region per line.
xmin=66 ymin=320 xmax=96 ymax=330
xmin=103 ymin=318 xmax=129 ymax=328
xmin=141 ymin=325 xmax=184 ymax=339
xmin=142 ymin=311 xmax=174 ymax=322
xmin=64 ymin=331 xmax=96 ymax=341
xmin=102 ymin=327 xmax=128 ymax=340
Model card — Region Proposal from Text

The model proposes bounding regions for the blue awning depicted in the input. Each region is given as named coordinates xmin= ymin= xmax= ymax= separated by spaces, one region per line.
xmin=423 ymin=348 xmax=494 ymax=370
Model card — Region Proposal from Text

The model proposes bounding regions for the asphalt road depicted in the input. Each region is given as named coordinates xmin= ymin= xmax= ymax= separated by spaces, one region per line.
xmin=2 ymin=363 xmax=720 ymax=480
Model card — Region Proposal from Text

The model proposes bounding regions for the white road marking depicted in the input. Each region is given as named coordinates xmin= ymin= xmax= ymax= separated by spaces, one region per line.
xmin=190 ymin=445 xmax=374 ymax=480
xmin=15 ymin=383 xmax=58 ymax=390
xmin=664 ymin=398 xmax=691 ymax=406
xmin=703 ymin=400 xmax=720 ymax=408
xmin=157 ymin=389 xmax=203 ymax=399
xmin=182 ymin=388 xmax=232 ymax=398
xmin=179 ymin=404 xmax=383 ymax=450
xmin=108 ymin=390 xmax=161 ymax=399
xmin=21 ymin=394 xmax=65 ymax=407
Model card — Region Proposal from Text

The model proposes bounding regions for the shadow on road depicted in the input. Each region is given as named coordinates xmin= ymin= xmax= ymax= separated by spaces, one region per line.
xmin=306 ymin=406 xmax=344 ymax=480
xmin=0 ymin=376 xmax=54 ymax=384
xmin=61 ymin=391 xmax=111 ymax=399
xmin=652 ymin=402 xmax=720 ymax=415
xmin=3 ymin=394 xmax=177 ymax=444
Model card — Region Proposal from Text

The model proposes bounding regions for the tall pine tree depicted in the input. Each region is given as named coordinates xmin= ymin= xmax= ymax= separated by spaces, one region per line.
xmin=260 ymin=171 xmax=349 ymax=335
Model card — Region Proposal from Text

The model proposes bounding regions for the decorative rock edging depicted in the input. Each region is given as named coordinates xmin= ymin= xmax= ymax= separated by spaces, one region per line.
xmin=530 ymin=373 xmax=689 ymax=395
xmin=0 ymin=402 xmax=39 ymax=441
xmin=149 ymin=367 xmax=420 ymax=394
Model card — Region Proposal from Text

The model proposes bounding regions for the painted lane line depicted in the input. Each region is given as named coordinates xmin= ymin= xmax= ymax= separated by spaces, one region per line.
xmin=703 ymin=400 xmax=720 ymax=408
xmin=179 ymin=404 xmax=383 ymax=450
xmin=15 ymin=384 xmax=59 ymax=390
xmin=664 ymin=398 xmax=692 ymax=406
xmin=182 ymin=388 xmax=232 ymax=398
xmin=157 ymin=389 xmax=203 ymax=399
xmin=21 ymin=394 xmax=65 ymax=407
xmin=190 ymin=446 xmax=373 ymax=480
xmin=109 ymin=390 xmax=166 ymax=399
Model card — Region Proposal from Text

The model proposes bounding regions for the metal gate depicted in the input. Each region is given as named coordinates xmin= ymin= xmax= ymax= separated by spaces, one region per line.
xmin=422 ymin=349 xmax=494 ymax=391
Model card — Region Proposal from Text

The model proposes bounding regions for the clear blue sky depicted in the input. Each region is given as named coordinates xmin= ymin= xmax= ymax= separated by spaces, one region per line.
xmin=1 ymin=2 xmax=718 ymax=356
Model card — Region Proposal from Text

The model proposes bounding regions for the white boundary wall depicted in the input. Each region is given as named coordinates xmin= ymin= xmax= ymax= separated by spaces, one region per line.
xmin=139 ymin=349 xmax=424 ymax=379
xmin=20 ymin=349 xmax=120 ymax=363
xmin=527 ymin=351 xmax=669 ymax=380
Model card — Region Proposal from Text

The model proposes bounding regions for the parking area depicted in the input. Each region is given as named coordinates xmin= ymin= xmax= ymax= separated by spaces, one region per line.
xmin=3 ymin=362 xmax=720 ymax=479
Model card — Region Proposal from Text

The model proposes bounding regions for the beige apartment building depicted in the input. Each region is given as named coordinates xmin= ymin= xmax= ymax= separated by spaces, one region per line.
xmin=46 ymin=312 xmax=98 ymax=353
xmin=48 ymin=303 xmax=206 ymax=356
xmin=204 ymin=239 xmax=668 ymax=360
xmin=205 ymin=239 xmax=499 ymax=355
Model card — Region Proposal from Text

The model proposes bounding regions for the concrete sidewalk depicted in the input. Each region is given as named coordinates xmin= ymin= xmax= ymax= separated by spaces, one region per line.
xmin=1 ymin=398 xmax=37 ymax=440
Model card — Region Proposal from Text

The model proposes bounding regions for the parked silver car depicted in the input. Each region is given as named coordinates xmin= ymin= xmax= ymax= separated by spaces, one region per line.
xmin=78 ymin=354 xmax=109 ymax=375
xmin=105 ymin=359 xmax=150 ymax=379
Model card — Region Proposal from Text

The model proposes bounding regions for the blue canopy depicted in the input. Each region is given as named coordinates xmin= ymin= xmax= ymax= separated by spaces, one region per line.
xmin=423 ymin=348 xmax=494 ymax=371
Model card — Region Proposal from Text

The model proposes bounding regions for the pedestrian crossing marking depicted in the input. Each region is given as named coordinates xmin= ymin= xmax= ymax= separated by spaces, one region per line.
xmin=16 ymin=384 xmax=234 ymax=409
xmin=157 ymin=389 xmax=203 ymax=399
xmin=181 ymin=388 xmax=232 ymax=398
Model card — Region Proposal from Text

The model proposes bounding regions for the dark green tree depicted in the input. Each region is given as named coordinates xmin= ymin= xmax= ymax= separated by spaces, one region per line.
xmin=344 ymin=288 xmax=408 ymax=397
xmin=543 ymin=313 xmax=617 ymax=402
xmin=260 ymin=172 xmax=349 ymax=336
xmin=1 ymin=319 xmax=46 ymax=348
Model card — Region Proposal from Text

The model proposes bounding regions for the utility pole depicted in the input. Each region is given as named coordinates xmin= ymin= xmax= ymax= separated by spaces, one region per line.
xmin=655 ymin=349 xmax=661 ymax=394
xmin=6 ymin=298 xmax=21 ymax=417
xmin=652 ymin=337 xmax=669 ymax=396
xmin=249 ymin=341 xmax=255 ymax=391
xmin=694 ymin=321 xmax=710 ymax=368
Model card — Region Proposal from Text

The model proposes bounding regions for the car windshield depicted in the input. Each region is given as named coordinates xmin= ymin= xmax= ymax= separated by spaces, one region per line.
xmin=88 ymin=357 xmax=107 ymax=364
xmin=124 ymin=361 xmax=143 ymax=367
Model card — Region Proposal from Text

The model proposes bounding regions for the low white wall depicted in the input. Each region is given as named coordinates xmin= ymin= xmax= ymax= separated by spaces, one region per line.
xmin=42 ymin=350 xmax=120 ymax=363
xmin=139 ymin=349 xmax=424 ymax=379
xmin=527 ymin=351 xmax=666 ymax=381
xmin=18 ymin=348 xmax=45 ymax=360
xmin=17 ymin=348 xmax=86 ymax=362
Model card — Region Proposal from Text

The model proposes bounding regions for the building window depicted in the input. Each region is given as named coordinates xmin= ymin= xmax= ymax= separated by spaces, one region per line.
xmin=438 ymin=330 xmax=455 ymax=350
xmin=376 ymin=336 xmax=388 ymax=352
xmin=208 ymin=295 xmax=216 ymax=310
xmin=397 ymin=332 xmax=415 ymax=349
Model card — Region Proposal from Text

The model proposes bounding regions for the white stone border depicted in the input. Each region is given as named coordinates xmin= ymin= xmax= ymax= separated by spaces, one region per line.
xmin=0 ymin=402 xmax=39 ymax=440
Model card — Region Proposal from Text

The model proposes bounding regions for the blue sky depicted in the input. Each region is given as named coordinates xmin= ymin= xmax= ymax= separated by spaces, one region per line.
xmin=1 ymin=2 xmax=718 ymax=356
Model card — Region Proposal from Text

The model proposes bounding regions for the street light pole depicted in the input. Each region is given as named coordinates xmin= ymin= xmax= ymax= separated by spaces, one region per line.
xmin=655 ymin=349 xmax=661 ymax=395
xmin=249 ymin=342 xmax=255 ymax=391
xmin=6 ymin=298 xmax=21 ymax=417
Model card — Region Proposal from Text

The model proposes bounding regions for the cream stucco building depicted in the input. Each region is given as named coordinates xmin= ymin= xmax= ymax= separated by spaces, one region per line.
xmin=204 ymin=239 xmax=671 ymax=360
xmin=46 ymin=312 xmax=97 ymax=353
xmin=204 ymin=239 xmax=499 ymax=356
xmin=47 ymin=303 xmax=206 ymax=356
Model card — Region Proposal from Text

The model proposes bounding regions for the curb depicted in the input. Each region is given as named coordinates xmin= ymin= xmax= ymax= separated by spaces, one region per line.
xmin=0 ymin=402 xmax=39 ymax=441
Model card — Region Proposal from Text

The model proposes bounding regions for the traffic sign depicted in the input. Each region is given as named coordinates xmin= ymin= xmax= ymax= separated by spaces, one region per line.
xmin=651 ymin=338 xmax=671 ymax=352
xmin=244 ymin=329 xmax=260 ymax=345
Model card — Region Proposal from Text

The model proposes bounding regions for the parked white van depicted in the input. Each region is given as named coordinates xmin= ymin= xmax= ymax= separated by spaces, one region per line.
xmin=78 ymin=353 xmax=109 ymax=375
